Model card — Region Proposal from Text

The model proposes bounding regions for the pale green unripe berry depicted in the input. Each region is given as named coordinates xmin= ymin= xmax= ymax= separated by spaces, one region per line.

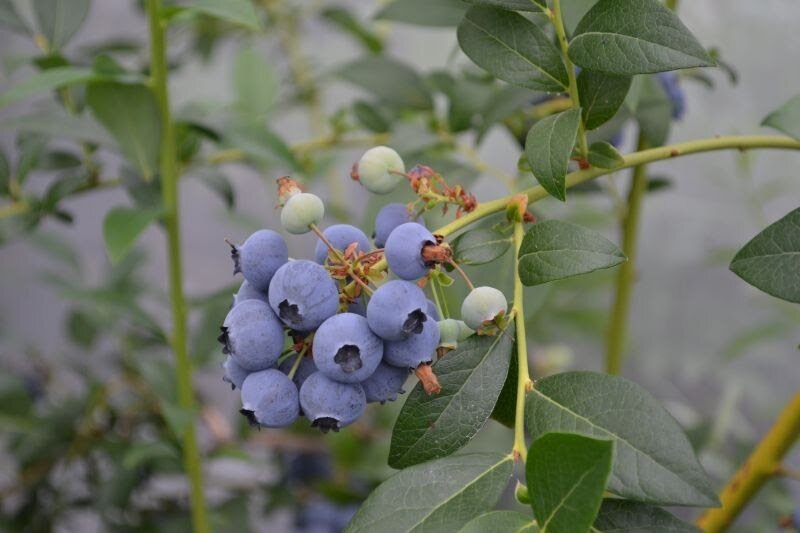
xmin=281 ymin=192 xmax=324 ymax=234
xmin=438 ymin=318 xmax=474 ymax=349
xmin=357 ymin=146 xmax=405 ymax=194
xmin=460 ymin=286 xmax=508 ymax=330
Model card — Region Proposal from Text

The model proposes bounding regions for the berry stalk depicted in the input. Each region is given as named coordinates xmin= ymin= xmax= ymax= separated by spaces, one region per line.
xmin=511 ymin=222 xmax=533 ymax=461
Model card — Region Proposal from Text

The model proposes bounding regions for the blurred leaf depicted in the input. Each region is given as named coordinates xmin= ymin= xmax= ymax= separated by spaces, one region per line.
xmin=190 ymin=294 xmax=233 ymax=364
xmin=0 ymin=66 xmax=100 ymax=108
xmin=526 ymin=433 xmax=612 ymax=533
xmin=630 ymin=75 xmax=672 ymax=147
xmin=0 ymin=149 xmax=8 ymax=193
xmin=477 ymin=85 xmax=538 ymax=143
xmin=524 ymin=108 xmax=581 ymax=201
xmin=161 ymin=402 xmax=195 ymax=440
xmin=322 ymin=7 xmax=383 ymax=53
xmin=722 ymin=321 xmax=792 ymax=360
xmin=460 ymin=511 xmax=537 ymax=532
xmin=233 ymin=42 xmax=278 ymax=117
xmin=102 ymin=206 xmax=162 ymax=264
xmin=593 ymin=500 xmax=700 ymax=532
xmin=0 ymin=0 xmax=29 ymax=34
xmin=33 ymin=0 xmax=90 ymax=50
xmin=347 ymin=453 xmax=513 ymax=532
xmin=122 ymin=441 xmax=179 ymax=470
xmin=568 ymin=0 xmax=713 ymax=75
xmin=647 ymin=176 xmax=672 ymax=193
xmin=87 ymin=82 xmax=162 ymax=180
xmin=465 ymin=0 xmax=543 ymax=11
xmin=587 ymin=141 xmax=623 ymax=169
xmin=577 ymin=70 xmax=631 ymax=130
xmin=761 ymin=93 xmax=800 ymax=140
xmin=338 ymin=56 xmax=433 ymax=110
xmin=0 ymin=109 xmax=111 ymax=145
xmin=352 ymin=100 xmax=391 ymax=133
xmin=183 ymin=0 xmax=260 ymax=30
xmin=458 ymin=7 xmax=568 ymax=92
xmin=377 ymin=0 xmax=467 ymax=27
xmin=39 ymin=149 xmax=82 ymax=170
xmin=66 ymin=308 xmax=98 ymax=348
xmin=193 ymin=168 xmax=235 ymax=209
xmin=15 ymin=133 xmax=47 ymax=184
xmin=223 ymin=120 xmax=299 ymax=170
xmin=430 ymin=71 xmax=493 ymax=133
xmin=29 ymin=231 xmax=81 ymax=274
xmin=452 ymin=227 xmax=512 ymax=265
xmin=729 ymin=207 xmax=800 ymax=303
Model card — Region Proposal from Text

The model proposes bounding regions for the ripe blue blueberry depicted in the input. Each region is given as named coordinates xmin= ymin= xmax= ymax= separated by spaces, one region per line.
xmin=366 ymin=280 xmax=428 ymax=341
xmin=356 ymin=146 xmax=405 ymax=194
xmin=313 ymin=224 xmax=371 ymax=264
xmin=347 ymin=297 xmax=367 ymax=316
xmin=461 ymin=286 xmax=508 ymax=330
xmin=426 ymin=299 xmax=440 ymax=321
xmin=299 ymin=372 xmax=366 ymax=433
xmin=233 ymin=279 xmax=269 ymax=307
xmin=230 ymin=229 xmax=288 ymax=291
xmin=281 ymin=192 xmax=325 ymax=234
xmin=385 ymin=222 xmax=437 ymax=280
xmin=384 ymin=318 xmax=440 ymax=369
xmin=793 ymin=508 xmax=800 ymax=529
xmin=361 ymin=362 xmax=408 ymax=403
xmin=298 ymin=499 xmax=358 ymax=533
xmin=373 ymin=203 xmax=424 ymax=248
xmin=312 ymin=313 xmax=383 ymax=383
xmin=279 ymin=355 xmax=318 ymax=390
xmin=657 ymin=72 xmax=685 ymax=119
xmin=222 ymin=355 xmax=249 ymax=390
xmin=269 ymin=260 xmax=339 ymax=332
xmin=219 ymin=300 xmax=285 ymax=371
xmin=240 ymin=369 xmax=300 ymax=428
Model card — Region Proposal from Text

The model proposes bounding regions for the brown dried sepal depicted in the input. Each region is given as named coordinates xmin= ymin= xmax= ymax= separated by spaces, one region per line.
xmin=276 ymin=176 xmax=303 ymax=207
xmin=414 ymin=363 xmax=441 ymax=395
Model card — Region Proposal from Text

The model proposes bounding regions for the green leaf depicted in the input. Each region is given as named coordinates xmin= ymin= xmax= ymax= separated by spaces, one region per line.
xmin=729 ymin=207 xmax=800 ymax=303
xmin=352 ymin=100 xmax=390 ymax=133
xmin=761 ymin=93 xmax=800 ymax=140
xmin=465 ymin=0 xmax=544 ymax=12
xmin=452 ymin=228 xmax=513 ymax=265
xmin=87 ymin=82 xmax=161 ymax=180
xmin=568 ymin=0 xmax=714 ymax=75
xmin=525 ymin=372 xmax=719 ymax=507
xmin=524 ymin=109 xmax=582 ymax=201
xmin=631 ymin=75 xmax=672 ymax=147
xmin=593 ymin=500 xmax=700 ymax=532
xmin=477 ymin=85 xmax=537 ymax=142
xmin=0 ymin=110 xmax=111 ymax=145
xmin=122 ymin=441 xmax=179 ymax=470
xmin=377 ymin=0 xmax=467 ymax=27
xmin=321 ymin=7 xmax=383 ymax=53
xmin=458 ymin=7 xmax=568 ymax=92
xmin=103 ymin=206 xmax=162 ymax=264
xmin=577 ymin=70 xmax=631 ymax=130
xmin=183 ymin=0 xmax=260 ymax=30
xmin=345 ymin=453 xmax=513 ymax=533
xmin=490 ymin=342 xmax=517 ymax=427
xmin=587 ymin=141 xmax=623 ymax=169
xmin=0 ymin=67 xmax=100 ymax=108
xmin=33 ymin=0 xmax=90 ymax=50
xmin=526 ymin=433 xmax=612 ymax=533
xmin=233 ymin=43 xmax=278 ymax=117
xmin=0 ymin=0 xmax=30 ymax=34
xmin=460 ymin=511 xmax=538 ymax=533
xmin=338 ymin=56 xmax=433 ymax=110
xmin=389 ymin=323 xmax=515 ymax=469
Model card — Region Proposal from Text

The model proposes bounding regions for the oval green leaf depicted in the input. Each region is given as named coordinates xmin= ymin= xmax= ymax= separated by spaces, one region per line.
xmin=33 ymin=0 xmax=90 ymax=50
xmin=524 ymin=109 xmax=581 ymax=201
xmin=593 ymin=499 xmax=700 ymax=532
xmin=761 ymin=93 xmax=800 ymax=141
xmin=103 ymin=206 xmax=162 ymax=264
xmin=587 ymin=141 xmax=623 ymax=169
xmin=577 ymin=70 xmax=631 ymax=130
xmin=452 ymin=228 xmax=513 ymax=265
xmin=183 ymin=0 xmax=260 ymax=30
xmin=0 ymin=67 xmax=101 ymax=108
xmin=377 ymin=0 xmax=467 ymax=27
xmin=338 ymin=56 xmax=433 ymax=110
xmin=460 ymin=511 xmax=538 ymax=533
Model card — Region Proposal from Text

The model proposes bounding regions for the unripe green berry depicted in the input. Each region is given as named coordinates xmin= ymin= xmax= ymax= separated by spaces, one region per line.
xmin=281 ymin=192 xmax=324 ymax=234
xmin=438 ymin=318 xmax=474 ymax=349
xmin=461 ymin=286 xmax=508 ymax=330
xmin=357 ymin=146 xmax=405 ymax=194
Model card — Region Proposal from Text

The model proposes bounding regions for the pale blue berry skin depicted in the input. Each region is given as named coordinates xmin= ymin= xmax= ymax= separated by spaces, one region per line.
xmin=313 ymin=224 xmax=371 ymax=264
xmin=461 ymin=286 xmax=508 ymax=330
xmin=426 ymin=299 xmax=440 ymax=321
xmin=222 ymin=300 xmax=285 ymax=371
xmin=269 ymin=260 xmax=339 ymax=332
xmin=361 ymin=362 xmax=408 ymax=403
xmin=235 ymin=230 xmax=288 ymax=292
xmin=384 ymin=318 xmax=440 ymax=369
xmin=385 ymin=222 xmax=436 ymax=280
xmin=366 ymin=280 xmax=428 ymax=341
xmin=347 ymin=297 xmax=367 ymax=316
xmin=299 ymin=372 xmax=366 ymax=433
xmin=313 ymin=313 xmax=383 ymax=383
xmin=279 ymin=355 xmax=318 ymax=390
xmin=373 ymin=203 xmax=424 ymax=248
xmin=222 ymin=355 xmax=249 ymax=390
xmin=240 ymin=369 xmax=299 ymax=428
xmin=233 ymin=279 xmax=269 ymax=307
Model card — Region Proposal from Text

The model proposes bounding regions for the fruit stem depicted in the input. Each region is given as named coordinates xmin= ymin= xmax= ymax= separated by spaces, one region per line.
xmin=287 ymin=345 xmax=308 ymax=380
xmin=429 ymin=272 xmax=450 ymax=319
xmin=448 ymin=259 xmax=475 ymax=291
xmin=146 ymin=2 xmax=210 ymax=532
xmin=605 ymin=132 xmax=648 ymax=375
xmin=511 ymin=222 xmax=533 ymax=462
xmin=309 ymin=223 xmax=374 ymax=296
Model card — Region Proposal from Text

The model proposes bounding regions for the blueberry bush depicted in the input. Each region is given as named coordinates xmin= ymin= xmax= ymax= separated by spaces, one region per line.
xmin=1 ymin=0 xmax=799 ymax=532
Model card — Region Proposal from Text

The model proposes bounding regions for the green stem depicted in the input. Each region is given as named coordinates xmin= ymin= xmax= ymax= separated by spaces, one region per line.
xmin=146 ymin=2 xmax=210 ymax=532
xmin=434 ymin=135 xmax=800 ymax=237
xmin=429 ymin=273 xmax=449 ymax=319
xmin=512 ymin=222 xmax=533 ymax=461
xmin=550 ymin=0 xmax=588 ymax=157
xmin=605 ymin=133 xmax=648 ymax=375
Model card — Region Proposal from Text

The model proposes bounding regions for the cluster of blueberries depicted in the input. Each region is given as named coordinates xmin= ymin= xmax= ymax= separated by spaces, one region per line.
xmin=219 ymin=147 xmax=508 ymax=433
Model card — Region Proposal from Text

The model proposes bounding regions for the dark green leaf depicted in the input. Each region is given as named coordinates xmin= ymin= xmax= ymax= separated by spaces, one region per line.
xmin=729 ymin=207 xmax=800 ymax=303
xmin=593 ymin=499 xmax=700 ymax=532
xmin=460 ymin=511 xmax=538 ymax=533
xmin=631 ymin=75 xmax=672 ymax=147
xmin=577 ymin=70 xmax=631 ymax=130
xmin=525 ymin=372 xmax=719 ymax=506
xmin=0 ymin=0 xmax=29 ymax=34
xmin=526 ymin=433 xmax=612 ymax=533
xmin=338 ymin=56 xmax=433 ymax=110
xmin=184 ymin=0 xmax=260 ymax=30
xmin=377 ymin=0 xmax=467 ymax=27
xmin=761 ymin=94 xmax=800 ymax=140
xmin=66 ymin=308 xmax=98 ymax=348
xmin=490 ymin=345 xmax=517 ymax=427
xmin=33 ymin=0 xmax=90 ymax=50
xmin=233 ymin=43 xmax=277 ymax=116
xmin=389 ymin=323 xmax=515 ymax=469
xmin=587 ymin=141 xmax=623 ymax=169
xmin=452 ymin=228 xmax=513 ymax=265
xmin=458 ymin=7 xmax=568 ymax=92
xmin=568 ymin=0 xmax=714 ymax=75
xmin=87 ymin=82 xmax=162 ymax=180
xmin=465 ymin=0 xmax=543 ymax=12
xmin=524 ymin=109 xmax=582 ymax=201
xmin=346 ymin=453 xmax=513 ymax=532
xmin=0 ymin=67 xmax=100 ymax=108
xmin=103 ymin=206 xmax=162 ymax=264
xmin=321 ymin=7 xmax=383 ymax=53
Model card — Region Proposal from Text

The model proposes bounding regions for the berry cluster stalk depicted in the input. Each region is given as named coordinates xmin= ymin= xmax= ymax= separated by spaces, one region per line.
xmin=146 ymin=1 xmax=210 ymax=532
xmin=511 ymin=222 xmax=533 ymax=461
